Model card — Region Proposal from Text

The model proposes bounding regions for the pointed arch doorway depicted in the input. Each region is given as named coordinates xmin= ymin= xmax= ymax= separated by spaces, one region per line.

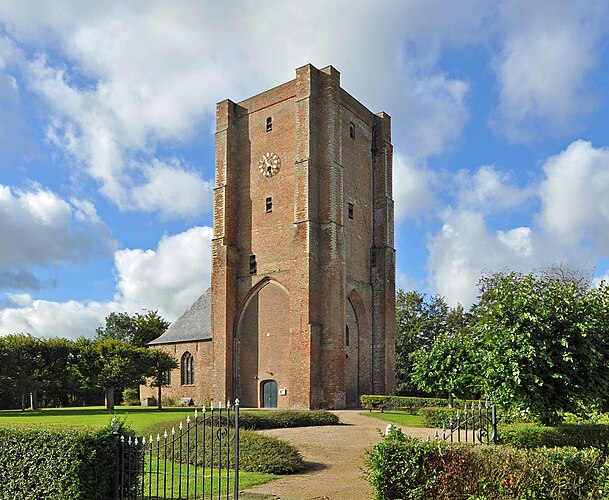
xmin=235 ymin=279 xmax=290 ymax=408
xmin=346 ymin=290 xmax=371 ymax=407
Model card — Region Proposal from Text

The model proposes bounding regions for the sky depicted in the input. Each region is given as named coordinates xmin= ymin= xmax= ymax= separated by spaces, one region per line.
xmin=1 ymin=0 xmax=609 ymax=339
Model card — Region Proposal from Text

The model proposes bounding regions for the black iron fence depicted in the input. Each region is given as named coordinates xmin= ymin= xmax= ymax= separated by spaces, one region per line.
xmin=426 ymin=401 xmax=498 ymax=445
xmin=114 ymin=400 xmax=240 ymax=499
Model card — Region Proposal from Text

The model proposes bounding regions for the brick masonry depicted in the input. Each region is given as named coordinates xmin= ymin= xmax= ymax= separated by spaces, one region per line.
xmin=142 ymin=64 xmax=395 ymax=409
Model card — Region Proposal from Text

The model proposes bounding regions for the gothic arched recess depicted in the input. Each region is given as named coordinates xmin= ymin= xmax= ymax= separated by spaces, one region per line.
xmin=346 ymin=290 xmax=371 ymax=407
xmin=235 ymin=279 xmax=290 ymax=408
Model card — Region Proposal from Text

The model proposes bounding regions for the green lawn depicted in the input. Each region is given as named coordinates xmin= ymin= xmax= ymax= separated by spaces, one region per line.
xmin=140 ymin=461 xmax=275 ymax=498
xmin=360 ymin=410 xmax=426 ymax=427
xmin=0 ymin=406 xmax=225 ymax=433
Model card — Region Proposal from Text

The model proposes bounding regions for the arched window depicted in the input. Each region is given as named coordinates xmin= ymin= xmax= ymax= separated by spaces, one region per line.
xmin=181 ymin=351 xmax=194 ymax=385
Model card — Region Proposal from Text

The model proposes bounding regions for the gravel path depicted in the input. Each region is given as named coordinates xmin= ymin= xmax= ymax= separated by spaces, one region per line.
xmin=241 ymin=410 xmax=432 ymax=500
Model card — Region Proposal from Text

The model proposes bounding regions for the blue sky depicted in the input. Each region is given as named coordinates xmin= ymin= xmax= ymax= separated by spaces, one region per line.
xmin=1 ymin=0 xmax=609 ymax=339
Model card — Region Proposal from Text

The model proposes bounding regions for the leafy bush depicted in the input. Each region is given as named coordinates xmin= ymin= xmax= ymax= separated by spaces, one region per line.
xmin=419 ymin=407 xmax=460 ymax=428
xmin=239 ymin=409 xmax=339 ymax=429
xmin=364 ymin=428 xmax=609 ymax=499
xmin=142 ymin=417 xmax=305 ymax=474
xmin=237 ymin=430 xmax=304 ymax=474
xmin=360 ymin=395 xmax=472 ymax=414
xmin=0 ymin=421 xmax=137 ymax=499
xmin=500 ymin=423 xmax=609 ymax=454
xmin=121 ymin=387 xmax=140 ymax=406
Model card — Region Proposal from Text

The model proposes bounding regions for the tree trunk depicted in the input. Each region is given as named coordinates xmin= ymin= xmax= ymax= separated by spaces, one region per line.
xmin=30 ymin=389 xmax=38 ymax=411
xmin=21 ymin=393 xmax=26 ymax=412
xmin=448 ymin=393 xmax=454 ymax=408
xmin=157 ymin=384 xmax=162 ymax=410
xmin=105 ymin=386 xmax=115 ymax=411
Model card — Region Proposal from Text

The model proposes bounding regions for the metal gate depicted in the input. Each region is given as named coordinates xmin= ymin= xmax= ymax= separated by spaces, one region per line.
xmin=440 ymin=401 xmax=497 ymax=445
xmin=425 ymin=401 xmax=498 ymax=445
xmin=115 ymin=400 xmax=240 ymax=499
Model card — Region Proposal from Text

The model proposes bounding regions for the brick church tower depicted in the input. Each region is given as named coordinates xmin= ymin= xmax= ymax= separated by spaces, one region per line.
xmin=209 ymin=64 xmax=395 ymax=409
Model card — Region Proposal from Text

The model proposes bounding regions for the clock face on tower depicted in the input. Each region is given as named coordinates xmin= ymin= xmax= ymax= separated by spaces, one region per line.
xmin=258 ymin=152 xmax=280 ymax=177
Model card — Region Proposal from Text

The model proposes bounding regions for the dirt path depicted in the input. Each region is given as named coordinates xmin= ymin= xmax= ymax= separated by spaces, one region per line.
xmin=241 ymin=410 xmax=431 ymax=500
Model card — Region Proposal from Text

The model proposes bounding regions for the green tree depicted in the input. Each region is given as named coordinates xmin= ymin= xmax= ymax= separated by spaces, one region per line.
xmin=95 ymin=312 xmax=136 ymax=343
xmin=95 ymin=310 xmax=169 ymax=347
xmin=474 ymin=273 xmax=609 ymax=424
xmin=409 ymin=327 xmax=481 ymax=402
xmin=73 ymin=338 xmax=152 ymax=411
xmin=144 ymin=349 xmax=178 ymax=409
xmin=0 ymin=334 xmax=42 ymax=410
xmin=34 ymin=337 xmax=75 ymax=409
xmin=132 ymin=310 xmax=170 ymax=347
xmin=395 ymin=290 xmax=464 ymax=395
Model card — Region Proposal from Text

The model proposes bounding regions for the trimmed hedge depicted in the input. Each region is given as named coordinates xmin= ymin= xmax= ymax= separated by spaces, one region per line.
xmin=234 ymin=429 xmax=304 ymax=474
xmin=360 ymin=395 xmax=470 ymax=414
xmin=500 ymin=423 xmax=609 ymax=454
xmin=142 ymin=419 xmax=305 ymax=474
xmin=0 ymin=423 xmax=136 ymax=499
xmin=239 ymin=409 xmax=339 ymax=429
xmin=364 ymin=428 xmax=609 ymax=499
xmin=419 ymin=406 xmax=460 ymax=428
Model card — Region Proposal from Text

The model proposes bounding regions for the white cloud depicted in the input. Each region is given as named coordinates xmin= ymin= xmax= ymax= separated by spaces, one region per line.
xmin=400 ymin=72 xmax=470 ymax=158
xmin=0 ymin=225 xmax=213 ymax=338
xmin=396 ymin=269 xmax=420 ymax=291
xmin=427 ymin=209 xmax=546 ymax=306
xmin=0 ymin=0 xmax=486 ymax=216
xmin=114 ymin=226 xmax=213 ymax=320
xmin=425 ymin=141 xmax=609 ymax=306
xmin=0 ymin=184 xmax=115 ymax=289
xmin=456 ymin=165 xmax=531 ymax=213
xmin=393 ymin=153 xmax=437 ymax=221
xmin=131 ymin=160 xmax=213 ymax=218
xmin=0 ymin=294 xmax=117 ymax=339
xmin=497 ymin=227 xmax=533 ymax=257
xmin=492 ymin=0 xmax=608 ymax=138
xmin=539 ymin=140 xmax=609 ymax=250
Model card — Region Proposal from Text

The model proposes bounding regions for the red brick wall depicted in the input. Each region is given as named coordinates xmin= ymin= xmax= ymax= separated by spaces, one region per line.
xmin=209 ymin=64 xmax=395 ymax=409
xmin=140 ymin=340 xmax=215 ymax=406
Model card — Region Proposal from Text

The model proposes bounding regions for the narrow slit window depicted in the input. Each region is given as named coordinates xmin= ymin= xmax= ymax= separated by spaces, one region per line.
xmin=265 ymin=196 xmax=273 ymax=212
xmin=348 ymin=202 xmax=354 ymax=220
xmin=349 ymin=122 xmax=355 ymax=139
xmin=346 ymin=325 xmax=350 ymax=347
xmin=249 ymin=254 xmax=257 ymax=274
xmin=266 ymin=117 xmax=272 ymax=133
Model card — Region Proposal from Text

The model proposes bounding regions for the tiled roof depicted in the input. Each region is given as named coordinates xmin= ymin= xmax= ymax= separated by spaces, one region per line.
xmin=148 ymin=288 xmax=212 ymax=345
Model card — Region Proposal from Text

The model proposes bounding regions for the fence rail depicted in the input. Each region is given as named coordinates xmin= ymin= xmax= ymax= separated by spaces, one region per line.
xmin=426 ymin=401 xmax=497 ymax=445
xmin=115 ymin=400 xmax=240 ymax=499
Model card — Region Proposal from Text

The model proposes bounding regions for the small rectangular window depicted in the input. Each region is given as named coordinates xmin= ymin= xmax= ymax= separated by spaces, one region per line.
xmin=266 ymin=117 xmax=272 ymax=133
xmin=348 ymin=202 xmax=354 ymax=220
xmin=265 ymin=196 xmax=273 ymax=212
xmin=249 ymin=254 xmax=257 ymax=274
xmin=349 ymin=122 xmax=355 ymax=139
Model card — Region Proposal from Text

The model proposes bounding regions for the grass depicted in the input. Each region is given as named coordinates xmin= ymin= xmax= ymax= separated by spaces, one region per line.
xmin=359 ymin=410 xmax=426 ymax=427
xmin=0 ymin=406 xmax=202 ymax=433
xmin=138 ymin=459 xmax=275 ymax=498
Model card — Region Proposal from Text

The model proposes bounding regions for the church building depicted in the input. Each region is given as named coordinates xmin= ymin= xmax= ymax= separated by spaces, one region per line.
xmin=141 ymin=64 xmax=395 ymax=409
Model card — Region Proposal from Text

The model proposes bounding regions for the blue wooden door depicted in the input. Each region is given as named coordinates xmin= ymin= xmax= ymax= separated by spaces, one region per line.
xmin=262 ymin=380 xmax=278 ymax=408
